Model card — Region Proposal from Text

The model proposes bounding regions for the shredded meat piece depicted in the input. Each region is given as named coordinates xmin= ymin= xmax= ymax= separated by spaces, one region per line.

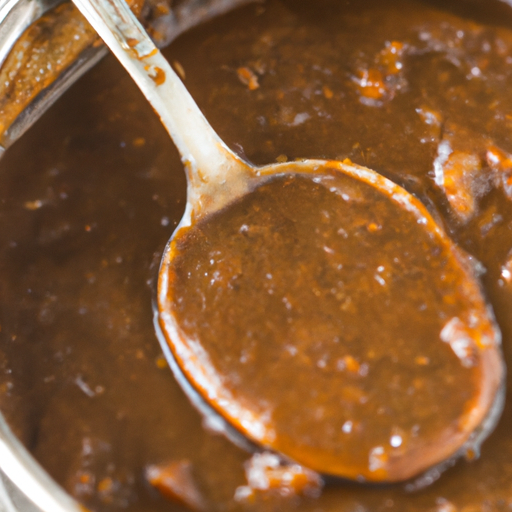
xmin=234 ymin=452 xmax=323 ymax=502
xmin=146 ymin=460 xmax=206 ymax=511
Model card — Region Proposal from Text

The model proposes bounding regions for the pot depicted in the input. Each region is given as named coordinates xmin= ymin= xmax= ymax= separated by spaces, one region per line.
xmin=2 ymin=1 xmax=512 ymax=511
xmin=0 ymin=1 xmax=251 ymax=510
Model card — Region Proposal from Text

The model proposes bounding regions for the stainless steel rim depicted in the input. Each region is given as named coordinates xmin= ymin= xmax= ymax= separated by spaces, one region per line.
xmin=0 ymin=417 xmax=83 ymax=512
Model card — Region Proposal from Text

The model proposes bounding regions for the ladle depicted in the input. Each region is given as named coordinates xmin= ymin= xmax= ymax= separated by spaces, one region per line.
xmin=71 ymin=0 xmax=505 ymax=483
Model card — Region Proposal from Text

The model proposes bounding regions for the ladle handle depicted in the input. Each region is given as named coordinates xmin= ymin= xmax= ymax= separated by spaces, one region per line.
xmin=71 ymin=0 xmax=247 ymax=185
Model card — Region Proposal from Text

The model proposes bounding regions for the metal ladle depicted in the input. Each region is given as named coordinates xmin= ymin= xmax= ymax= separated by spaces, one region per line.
xmin=71 ymin=0 xmax=505 ymax=484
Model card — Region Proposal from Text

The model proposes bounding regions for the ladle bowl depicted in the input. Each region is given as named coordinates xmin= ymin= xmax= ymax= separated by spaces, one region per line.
xmin=71 ymin=0 xmax=506 ymax=484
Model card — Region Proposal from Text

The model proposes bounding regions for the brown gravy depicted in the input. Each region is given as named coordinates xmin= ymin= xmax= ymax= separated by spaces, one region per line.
xmin=2 ymin=0 xmax=512 ymax=510
xmin=163 ymin=169 xmax=502 ymax=482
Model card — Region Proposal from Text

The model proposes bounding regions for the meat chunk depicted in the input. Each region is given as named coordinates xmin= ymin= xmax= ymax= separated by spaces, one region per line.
xmin=234 ymin=452 xmax=323 ymax=503
xmin=434 ymin=144 xmax=482 ymax=222
xmin=146 ymin=460 xmax=206 ymax=511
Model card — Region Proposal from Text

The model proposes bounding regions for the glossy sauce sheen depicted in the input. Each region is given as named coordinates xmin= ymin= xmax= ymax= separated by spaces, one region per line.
xmin=164 ymin=170 xmax=500 ymax=481
xmin=2 ymin=0 xmax=512 ymax=510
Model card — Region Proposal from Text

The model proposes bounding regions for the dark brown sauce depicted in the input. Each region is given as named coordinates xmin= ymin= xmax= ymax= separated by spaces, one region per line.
xmin=2 ymin=0 xmax=512 ymax=510
xmin=162 ymin=169 xmax=502 ymax=482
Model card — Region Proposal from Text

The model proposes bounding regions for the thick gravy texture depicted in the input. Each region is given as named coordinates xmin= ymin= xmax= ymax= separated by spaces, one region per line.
xmin=2 ymin=0 xmax=512 ymax=511
xmin=163 ymin=169 xmax=502 ymax=483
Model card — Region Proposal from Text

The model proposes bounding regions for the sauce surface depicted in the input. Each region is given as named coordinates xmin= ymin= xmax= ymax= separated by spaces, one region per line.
xmin=2 ymin=0 xmax=512 ymax=510
xmin=163 ymin=170 xmax=501 ymax=481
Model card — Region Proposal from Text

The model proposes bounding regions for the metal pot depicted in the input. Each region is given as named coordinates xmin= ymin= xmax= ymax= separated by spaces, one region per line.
xmin=0 ymin=0 xmax=250 ymax=509
xmin=3 ymin=0 xmax=512 ymax=510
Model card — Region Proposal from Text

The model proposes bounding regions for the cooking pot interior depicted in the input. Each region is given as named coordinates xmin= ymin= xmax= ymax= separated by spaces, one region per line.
xmin=2 ymin=0 xmax=512 ymax=510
